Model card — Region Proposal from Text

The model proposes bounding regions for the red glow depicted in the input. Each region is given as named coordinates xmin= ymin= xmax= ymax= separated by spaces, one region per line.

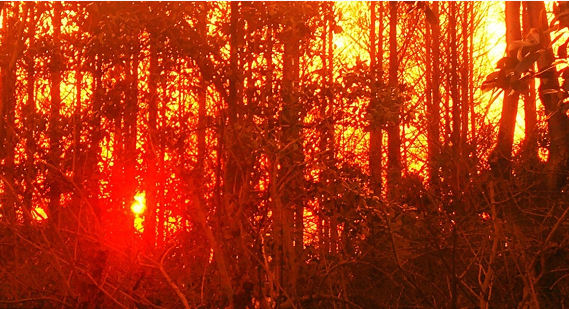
xmin=131 ymin=192 xmax=146 ymax=215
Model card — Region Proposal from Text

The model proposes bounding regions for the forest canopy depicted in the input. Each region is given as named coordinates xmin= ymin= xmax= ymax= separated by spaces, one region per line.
xmin=1 ymin=1 xmax=569 ymax=308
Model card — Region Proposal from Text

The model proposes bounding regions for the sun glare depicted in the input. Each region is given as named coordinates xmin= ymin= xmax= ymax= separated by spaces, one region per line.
xmin=131 ymin=192 xmax=146 ymax=215
xmin=32 ymin=207 xmax=47 ymax=222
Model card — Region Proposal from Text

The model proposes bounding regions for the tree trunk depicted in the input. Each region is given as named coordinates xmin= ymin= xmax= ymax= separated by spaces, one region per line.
xmin=521 ymin=2 xmax=538 ymax=162
xmin=319 ymin=2 xmax=337 ymax=253
xmin=369 ymin=1 xmax=383 ymax=196
xmin=280 ymin=3 xmax=304 ymax=297
xmin=326 ymin=3 xmax=338 ymax=252
xmin=490 ymin=1 xmax=522 ymax=178
xmin=157 ymin=76 xmax=168 ymax=247
xmin=196 ymin=2 xmax=208 ymax=202
xmin=223 ymin=2 xmax=246 ymax=274
xmin=264 ymin=21 xmax=284 ymax=308
xmin=1 ymin=3 xmax=26 ymax=224
xmin=469 ymin=3 xmax=476 ymax=168
xmin=195 ymin=0 xmax=208 ymax=236
xmin=527 ymin=1 xmax=569 ymax=190
xmin=125 ymin=37 xmax=139 ymax=237
xmin=228 ymin=1 xmax=240 ymax=126
xmin=24 ymin=2 xmax=37 ymax=223
xmin=449 ymin=2 xmax=460 ymax=158
xmin=48 ymin=2 xmax=63 ymax=227
xmin=144 ymin=30 xmax=159 ymax=248
xmin=87 ymin=39 xmax=103 ymax=228
xmin=71 ymin=56 xmax=83 ymax=227
xmin=461 ymin=2 xmax=469 ymax=156
xmin=427 ymin=2 xmax=441 ymax=185
xmin=111 ymin=92 xmax=123 ymax=209
xmin=387 ymin=1 xmax=401 ymax=200
xmin=226 ymin=0 xmax=243 ymax=224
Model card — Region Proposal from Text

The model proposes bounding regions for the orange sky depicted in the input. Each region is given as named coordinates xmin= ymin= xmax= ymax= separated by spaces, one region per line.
xmin=19 ymin=2 xmax=552 ymax=227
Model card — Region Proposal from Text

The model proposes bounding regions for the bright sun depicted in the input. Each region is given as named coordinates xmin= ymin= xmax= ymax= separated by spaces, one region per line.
xmin=131 ymin=192 xmax=146 ymax=215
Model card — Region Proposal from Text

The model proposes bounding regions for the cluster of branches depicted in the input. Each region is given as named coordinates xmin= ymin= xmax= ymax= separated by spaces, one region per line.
xmin=1 ymin=1 xmax=569 ymax=308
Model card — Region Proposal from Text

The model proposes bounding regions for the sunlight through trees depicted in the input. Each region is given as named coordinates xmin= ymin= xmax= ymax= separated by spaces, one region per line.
xmin=1 ymin=1 xmax=569 ymax=308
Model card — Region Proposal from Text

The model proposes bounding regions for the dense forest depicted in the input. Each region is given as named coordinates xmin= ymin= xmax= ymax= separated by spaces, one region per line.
xmin=1 ymin=1 xmax=569 ymax=308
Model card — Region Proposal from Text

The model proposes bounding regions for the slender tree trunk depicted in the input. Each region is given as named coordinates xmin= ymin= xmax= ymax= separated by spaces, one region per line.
xmin=24 ymin=2 xmax=37 ymax=223
xmin=71 ymin=59 xmax=83 ymax=225
xmin=5 ymin=3 xmax=27 ymax=223
xmin=264 ymin=21 xmax=285 ymax=307
xmin=48 ymin=2 xmax=63 ymax=227
xmin=469 ymin=3 xmax=476 ymax=167
xmin=280 ymin=3 xmax=304 ymax=297
xmin=228 ymin=1 xmax=240 ymax=126
xmin=225 ymin=0 xmax=242 ymax=215
xmin=79 ymin=5 xmax=104 ymax=231
xmin=526 ymin=1 xmax=569 ymax=190
xmin=227 ymin=0 xmax=243 ymax=215
xmin=450 ymin=2 xmax=460 ymax=158
xmin=326 ymin=3 xmax=338 ymax=252
xmin=224 ymin=2 xmax=245 ymax=272
xmin=387 ymin=1 xmax=401 ymax=200
xmin=319 ymin=2 xmax=337 ymax=252
xmin=449 ymin=4 xmax=462 ymax=305
xmin=144 ymin=30 xmax=159 ymax=248
xmin=425 ymin=3 xmax=432 ymax=164
xmin=378 ymin=4 xmax=384 ymax=84
xmin=370 ymin=1 xmax=383 ymax=196
xmin=0 ymin=2 xmax=8 ymax=223
xmin=491 ymin=1 xmax=521 ymax=179
xmin=522 ymin=2 xmax=538 ymax=162
xmin=111 ymin=97 xmax=123 ymax=208
xmin=125 ymin=38 xmax=139 ymax=237
xmin=427 ymin=2 xmax=441 ymax=185
xmin=196 ymin=2 xmax=208 ymax=202
xmin=225 ymin=3 xmax=251 ymax=304
xmin=87 ymin=43 xmax=103 ymax=227
xmin=195 ymin=1 xmax=208 ymax=249
xmin=320 ymin=6 xmax=330 ymax=254
xmin=157 ymin=80 xmax=167 ymax=247
xmin=444 ymin=39 xmax=451 ymax=151
xmin=461 ymin=2 xmax=469 ymax=157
